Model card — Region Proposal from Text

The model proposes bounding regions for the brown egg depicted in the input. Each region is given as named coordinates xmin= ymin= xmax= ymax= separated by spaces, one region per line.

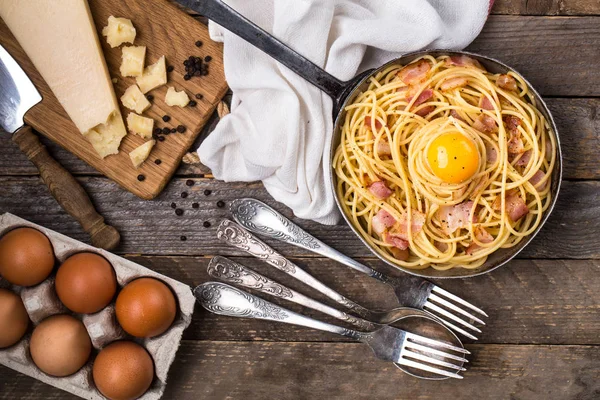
xmin=115 ymin=278 xmax=176 ymax=338
xmin=0 ymin=227 xmax=54 ymax=286
xmin=55 ymin=252 xmax=117 ymax=314
xmin=93 ymin=341 xmax=154 ymax=400
xmin=29 ymin=314 xmax=91 ymax=376
xmin=0 ymin=288 xmax=29 ymax=348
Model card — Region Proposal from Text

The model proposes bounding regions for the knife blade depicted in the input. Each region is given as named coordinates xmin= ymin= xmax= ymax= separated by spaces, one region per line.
xmin=0 ymin=44 xmax=120 ymax=250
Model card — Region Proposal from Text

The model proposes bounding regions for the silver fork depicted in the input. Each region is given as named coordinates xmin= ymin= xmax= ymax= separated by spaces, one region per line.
xmin=217 ymin=219 xmax=480 ymax=340
xmin=195 ymin=281 xmax=469 ymax=379
xmin=229 ymin=198 xmax=488 ymax=339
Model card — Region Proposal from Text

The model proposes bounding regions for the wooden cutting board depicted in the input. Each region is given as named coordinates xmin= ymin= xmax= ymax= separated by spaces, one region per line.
xmin=0 ymin=0 xmax=227 ymax=199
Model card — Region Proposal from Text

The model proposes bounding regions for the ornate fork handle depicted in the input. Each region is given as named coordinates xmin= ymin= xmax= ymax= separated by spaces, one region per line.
xmin=208 ymin=256 xmax=378 ymax=331
xmin=230 ymin=198 xmax=388 ymax=282
xmin=217 ymin=220 xmax=372 ymax=318
xmin=194 ymin=282 xmax=367 ymax=341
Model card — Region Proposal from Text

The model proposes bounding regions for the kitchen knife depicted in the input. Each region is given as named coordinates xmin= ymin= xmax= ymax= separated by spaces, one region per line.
xmin=0 ymin=44 xmax=120 ymax=250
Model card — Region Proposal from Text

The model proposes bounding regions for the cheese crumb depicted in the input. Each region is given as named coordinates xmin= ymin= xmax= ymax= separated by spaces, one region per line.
xmin=121 ymin=85 xmax=151 ymax=114
xmin=165 ymin=87 xmax=190 ymax=107
xmin=129 ymin=140 xmax=156 ymax=168
xmin=136 ymin=56 xmax=167 ymax=94
xmin=102 ymin=16 xmax=136 ymax=48
xmin=84 ymin=112 xmax=128 ymax=159
xmin=120 ymin=46 xmax=146 ymax=77
xmin=126 ymin=113 xmax=154 ymax=139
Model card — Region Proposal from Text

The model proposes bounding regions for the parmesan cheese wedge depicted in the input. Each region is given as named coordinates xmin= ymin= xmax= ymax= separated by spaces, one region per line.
xmin=136 ymin=56 xmax=167 ymax=94
xmin=129 ymin=140 xmax=155 ymax=168
xmin=0 ymin=0 xmax=127 ymax=158
xmin=126 ymin=113 xmax=154 ymax=139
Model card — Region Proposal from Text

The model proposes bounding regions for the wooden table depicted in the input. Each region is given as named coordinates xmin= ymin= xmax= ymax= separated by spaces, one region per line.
xmin=1 ymin=1 xmax=599 ymax=398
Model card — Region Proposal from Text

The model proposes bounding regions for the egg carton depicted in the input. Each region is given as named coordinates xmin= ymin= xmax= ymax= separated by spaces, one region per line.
xmin=0 ymin=213 xmax=195 ymax=400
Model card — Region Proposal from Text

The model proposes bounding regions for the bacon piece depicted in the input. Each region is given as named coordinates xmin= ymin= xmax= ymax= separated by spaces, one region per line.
xmin=438 ymin=201 xmax=476 ymax=235
xmin=473 ymin=114 xmax=498 ymax=134
xmin=497 ymin=74 xmax=518 ymax=91
xmin=440 ymin=77 xmax=468 ymax=91
xmin=391 ymin=210 xmax=426 ymax=241
xmin=485 ymin=142 xmax=498 ymax=164
xmin=383 ymin=232 xmax=409 ymax=250
xmin=506 ymin=191 xmax=529 ymax=221
xmin=466 ymin=226 xmax=494 ymax=255
xmin=503 ymin=115 xmax=521 ymax=132
xmin=390 ymin=247 xmax=410 ymax=261
xmin=445 ymin=55 xmax=484 ymax=70
xmin=409 ymin=89 xmax=433 ymax=106
xmin=375 ymin=140 xmax=392 ymax=156
xmin=397 ymin=59 xmax=431 ymax=84
xmin=364 ymin=116 xmax=384 ymax=131
xmin=415 ymin=105 xmax=436 ymax=117
xmin=479 ymin=96 xmax=494 ymax=110
xmin=508 ymin=135 xmax=525 ymax=154
xmin=515 ymin=149 xmax=532 ymax=167
xmin=450 ymin=110 xmax=466 ymax=122
xmin=529 ymin=170 xmax=548 ymax=191
xmin=372 ymin=209 xmax=396 ymax=235
xmin=503 ymin=115 xmax=525 ymax=154
xmin=368 ymin=181 xmax=393 ymax=200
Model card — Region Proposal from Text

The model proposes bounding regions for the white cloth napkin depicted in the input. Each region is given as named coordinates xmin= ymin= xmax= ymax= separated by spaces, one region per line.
xmin=199 ymin=0 xmax=492 ymax=224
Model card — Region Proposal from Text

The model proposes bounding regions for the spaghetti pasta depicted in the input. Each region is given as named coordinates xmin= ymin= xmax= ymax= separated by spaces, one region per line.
xmin=333 ymin=55 xmax=556 ymax=271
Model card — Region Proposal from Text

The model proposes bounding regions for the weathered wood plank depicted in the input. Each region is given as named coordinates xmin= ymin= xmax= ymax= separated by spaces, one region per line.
xmin=2 ymin=97 xmax=598 ymax=179
xmin=0 ymin=177 xmax=597 ymax=259
xmin=467 ymin=17 xmax=600 ymax=97
xmin=1 ymin=343 xmax=599 ymax=400
xmin=493 ymin=0 xmax=600 ymax=15
xmin=126 ymin=256 xmax=600 ymax=345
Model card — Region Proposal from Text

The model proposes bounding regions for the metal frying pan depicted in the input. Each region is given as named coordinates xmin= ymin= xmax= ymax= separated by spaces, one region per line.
xmin=179 ymin=0 xmax=563 ymax=278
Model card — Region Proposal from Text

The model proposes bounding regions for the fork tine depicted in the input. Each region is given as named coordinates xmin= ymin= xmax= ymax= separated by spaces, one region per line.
xmin=430 ymin=317 xmax=479 ymax=341
xmin=432 ymin=286 xmax=488 ymax=317
xmin=428 ymin=293 xmax=486 ymax=325
xmin=402 ymin=349 xmax=466 ymax=371
xmin=405 ymin=341 xmax=469 ymax=363
xmin=397 ymin=358 xmax=464 ymax=379
xmin=405 ymin=332 xmax=470 ymax=354
xmin=424 ymin=301 xmax=482 ymax=333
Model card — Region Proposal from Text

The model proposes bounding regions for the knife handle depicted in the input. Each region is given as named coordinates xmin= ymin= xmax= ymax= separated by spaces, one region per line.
xmin=12 ymin=126 xmax=120 ymax=250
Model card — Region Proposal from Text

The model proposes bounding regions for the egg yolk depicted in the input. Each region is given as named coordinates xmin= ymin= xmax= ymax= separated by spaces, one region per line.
xmin=427 ymin=132 xmax=480 ymax=184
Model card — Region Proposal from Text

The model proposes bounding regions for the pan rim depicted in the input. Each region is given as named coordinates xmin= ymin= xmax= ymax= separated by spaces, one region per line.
xmin=329 ymin=49 xmax=563 ymax=279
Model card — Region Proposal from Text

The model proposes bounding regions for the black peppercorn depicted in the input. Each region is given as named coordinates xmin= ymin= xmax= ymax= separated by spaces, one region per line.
xmin=204 ymin=56 xmax=212 ymax=62
xmin=155 ymin=159 xmax=162 ymax=165
xmin=203 ymin=221 xmax=211 ymax=228
xmin=195 ymin=40 xmax=203 ymax=47
xmin=171 ymin=128 xmax=177 ymax=133
xmin=192 ymin=202 xmax=199 ymax=209
xmin=137 ymin=174 xmax=145 ymax=181
xmin=175 ymin=208 xmax=184 ymax=216
xmin=162 ymin=127 xmax=170 ymax=135
xmin=203 ymin=189 xmax=211 ymax=196
xmin=216 ymin=200 xmax=225 ymax=208
xmin=180 ymin=235 xmax=187 ymax=241
xmin=188 ymin=100 xmax=197 ymax=107
xmin=186 ymin=179 xmax=194 ymax=187
xmin=167 ymin=65 xmax=174 ymax=72
xmin=146 ymin=94 xmax=154 ymax=101
xmin=153 ymin=127 xmax=161 ymax=135
xmin=157 ymin=136 xmax=165 ymax=142
xmin=162 ymin=115 xmax=171 ymax=122
xmin=177 ymin=125 xmax=186 ymax=133
xmin=195 ymin=93 xmax=203 ymax=100
xmin=183 ymin=60 xmax=190 ymax=67
xmin=181 ymin=192 xmax=188 ymax=198
xmin=184 ymin=74 xmax=191 ymax=80
xmin=171 ymin=202 xmax=177 ymax=209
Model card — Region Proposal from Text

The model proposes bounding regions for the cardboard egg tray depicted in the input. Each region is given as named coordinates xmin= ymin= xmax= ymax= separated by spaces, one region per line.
xmin=0 ymin=213 xmax=195 ymax=399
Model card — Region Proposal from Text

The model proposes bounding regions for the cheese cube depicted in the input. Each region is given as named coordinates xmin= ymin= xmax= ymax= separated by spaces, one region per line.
xmin=165 ymin=87 xmax=190 ymax=107
xmin=120 ymin=46 xmax=146 ymax=77
xmin=126 ymin=113 xmax=154 ymax=139
xmin=102 ymin=16 xmax=136 ymax=48
xmin=84 ymin=112 xmax=128 ymax=159
xmin=121 ymin=85 xmax=151 ymax=114
xmin=129 ymin=140 xmax=156 ymax=168
xmin=136 ymin=56 xmax=167 ymax=94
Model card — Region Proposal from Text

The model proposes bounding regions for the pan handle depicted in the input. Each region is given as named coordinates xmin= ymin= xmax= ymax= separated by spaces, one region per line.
xmin=179 ymin=0 xmax=351 ymax=108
